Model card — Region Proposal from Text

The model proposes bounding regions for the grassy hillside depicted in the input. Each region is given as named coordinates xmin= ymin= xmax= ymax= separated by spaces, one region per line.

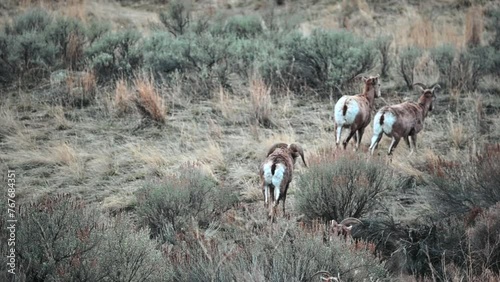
xmin=1 ymin=0 xmax=500 ymax=281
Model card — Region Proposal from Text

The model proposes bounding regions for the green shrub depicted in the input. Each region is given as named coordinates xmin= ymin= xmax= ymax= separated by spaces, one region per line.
xmin=47 ymin=17 xmax=87 ymax=69
xmin=295 ymin=151 xmax=392 ymax=221
xmin=224 ymin=15 xmax=264 ymax=39
xmin=276 ymin=29 xmax=377 ymax=96
xmin=17 ymin=194 xmax=103 ymax=281
xmin=430 ymin=43 xmax=455 ymax=89
xmin=467 ymin=203 xmax=500 ymax=274
xmin=426 ymin=145 xmax=500 ymax=216
xmin=453 ymin=46 xmax=496 ymax=91
xmin=16 ymin=194 xmax=172 ymax=281
xmin=143 ymin=32 xmax=232 ymax=96
xmin=166 ymin=221 xmax=387 ymax=281
xmin=8 ymin=8 xmax=52 ymax=35
xmin=397 ymin=46 xmax=423 ymax=89
xmin=485 ymin=8 xmax=500 ymax=50
xmin=158 ymin=1 xmax=191 ymax=37
xmin=1 ymin=8 xmax=58 ymax=84
xmin=136 ymin=168 xmax=236 ymax=243
xmin=85 ymin=21 xmax=111 ymax=45
xmin=86 ymin=29 xmax=142 ymax=80
xmin=91 ymin=216 xmax=173 ymax=282
xmin=374 ymin=35 xmax=393 ymax=78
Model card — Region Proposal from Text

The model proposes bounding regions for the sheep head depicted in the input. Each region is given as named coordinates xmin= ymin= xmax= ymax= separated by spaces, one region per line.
xmin=363 ymin=74 xmax=381 ymax=98
xmin=266 ymin=143 xmax=307 ymax=167
xmin=413 ymin=83 xmax=440 ymax=112
xmin=288 ymin=143 xmax=307 ymax=167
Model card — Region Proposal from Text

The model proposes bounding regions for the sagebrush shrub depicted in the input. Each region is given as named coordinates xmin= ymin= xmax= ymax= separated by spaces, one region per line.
xmin=397 ymin=46 xmax=423 ymax=89
xmin=467 ymin=203 xmax=500 ymax=274
xmin=276 ymin=29 xmax=377 ymax=96
xmin=165 ymin=220 xmax=387 ymax=281
xmin=86 ymin=29 xmax=142 ymax=80
xmin=16 ymin=194 xmax=103 ymax=281
xmin=224 ymin=15 xmax=264 ymax=39
xmin=374 ymin=35 xmax=393 ymax=78
xmin=135 ymin=168 xmax=235 ymax=242
xmin=159 ymin=0 xmax=191 ymax=37
xmin=296 ymin=151 xmax=393 ymax=221
xmin=426 ymin=144 xmax=500 ymax=216
xmin=430 ymin=44 xmax=455 ymax=88
xmin=15 ymin=194 xmax=172 ymax=281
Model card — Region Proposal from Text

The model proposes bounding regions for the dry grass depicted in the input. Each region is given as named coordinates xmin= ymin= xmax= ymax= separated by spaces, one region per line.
xmin=49 ymin=105 xmax=71 ymax=130
xmin=0 ymin=107 xmax=22 ymax=139
xmin=114 ymin=78 xmax=135 ymax=116
xmin=465 ymin=5 xmax=484 ymax=48
xmin=409 ymin=16 xmax=436 ymax=48
xmin=250 ymin=74 xmax=272 ymax=127
xmin=133 ymin=74 xmax=167 ymax=124
xmin=448 ymin=114 xmax=468 ymax=149
xmin=214 ymin=85 xmax=237 ymax=121
xmin=128 ymin=143 xmax=170 ymax=177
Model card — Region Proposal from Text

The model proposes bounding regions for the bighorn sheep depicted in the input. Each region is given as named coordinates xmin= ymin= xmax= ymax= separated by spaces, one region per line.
xmin=369 ymin=83 xmax=441 ymax=155
xmin=260 ymin=143 xmax=307 ymax=221
xmin=333 ymin=75 xmax=381 ymax=150
xmin=328 ymin=217 xmax=363 ymax=239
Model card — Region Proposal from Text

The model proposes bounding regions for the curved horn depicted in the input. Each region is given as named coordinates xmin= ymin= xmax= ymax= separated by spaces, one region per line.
xmin=289 ymin=143 xmax=307 ymax=167
xmin=413 ymin=82 xmax=428 ymax=91
xmin=430 ymin=83 xmax=441 ymax=93
xmin=339 ymin=217 xmax=362 ymax=227
xmin=266 ymin=143 xmax=288 ymax=157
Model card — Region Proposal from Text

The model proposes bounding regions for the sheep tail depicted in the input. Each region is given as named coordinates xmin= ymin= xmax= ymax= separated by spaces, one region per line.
xmin=379 ymin=112 xmax=385 ymax=125
xmin=342 ymin=104 xmax=348 ymax=116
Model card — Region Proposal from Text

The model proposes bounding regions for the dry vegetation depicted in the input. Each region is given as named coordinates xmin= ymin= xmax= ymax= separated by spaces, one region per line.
xmin=1 ymin=0 xmax=500 ymax=281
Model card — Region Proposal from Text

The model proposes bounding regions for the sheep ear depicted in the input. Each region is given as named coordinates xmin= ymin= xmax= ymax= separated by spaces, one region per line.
xmin=413 ymin=83 xmax=427 ymax=92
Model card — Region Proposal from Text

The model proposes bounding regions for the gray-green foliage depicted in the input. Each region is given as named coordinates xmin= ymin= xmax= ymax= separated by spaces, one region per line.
xmin=167 ymin=221 xmax=387 ymax=281
xmin=1 ymin=8 xmax=57 ymax=84
xmin=430 ymin=43 xmax=455 ymax=88
xmin=159 ymin=0 xmax=190 ymax=36
xmin=277 ymin=29 xmax=377 ymax=96
xmin=397 ymin=46 xmax=423 ymax=89
xmin=296 ymin=154 xmax=392 ymax=221
xmin=16 ymin=195 xmax=172 ymax=281
xmin=17 ymin=195 xmax=103 ymax=281
xmin=224 ymin=15 xmax=264 ymax=39
xmin=374 ymin=35 xmax=393 ymax=78
xmin=86 ymin=29 xmax=142 ymax=80
xmin=143 ymin=31 xmax=232 ymax=95
xmin=47 ymin=17 xmax=86 ymax=69
xmin=136 ymin=169 xmax=236 ymax=243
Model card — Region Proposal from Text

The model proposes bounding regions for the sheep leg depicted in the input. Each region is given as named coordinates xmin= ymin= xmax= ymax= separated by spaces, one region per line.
xmin=369 ymin=132 xmax=383 ymax=155
xmin=404 ymin=136 xmax=411 ymax=149
xmin=355 ymin=128 xmax=365 ymax=151
xmin=343 ymin=129 xmax=357 ymax=150
xmin=335 ymin=124 xmax=343 ymax=148
xmin=282 ymin=183 xmax=290 ymax=216
xmin=262 ymin=184 xmax=269 ymax=208
xmin=410 ymin=134 xmax=417 ymax=154
xmin=387 ymin=137 xmax=400 ymax=155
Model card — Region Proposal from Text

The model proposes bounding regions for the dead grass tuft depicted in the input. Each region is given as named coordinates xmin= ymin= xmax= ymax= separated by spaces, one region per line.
xmin=114 ymin=78 xmax=135 ymax=116
xmin=250 ymin=74 xmax=272 ymax=128
xmin=448 ymin=114 xmax=468 ymax=149
xmin=0 ymin=107 xmax=21 ymax=139
xmin=409 ymin=16 xmax=435 ymax=48
xmin=465 ymin=5 xmax=484 ymax=48
xmin=133 ymin=74 xmax=167 ymax=124
xmin=49 ymin=105 xmax=71 ymax=130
